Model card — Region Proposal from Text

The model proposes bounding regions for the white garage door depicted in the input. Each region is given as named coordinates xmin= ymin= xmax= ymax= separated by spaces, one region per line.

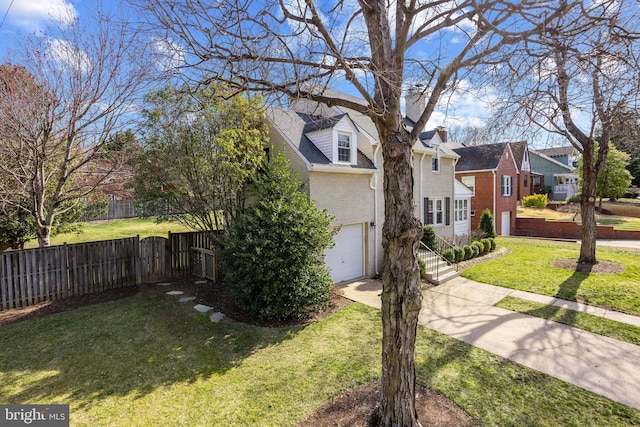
xmin=325 ymin=224 xmax=364 ymax=283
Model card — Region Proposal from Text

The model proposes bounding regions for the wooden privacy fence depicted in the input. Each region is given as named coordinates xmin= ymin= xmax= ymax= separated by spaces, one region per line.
xmin=0 ymin=231 xmax=220 ymax=311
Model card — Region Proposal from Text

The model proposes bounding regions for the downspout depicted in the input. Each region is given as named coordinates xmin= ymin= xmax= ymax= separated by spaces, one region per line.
xmin=493 ymin=170 xmax=497 ymax=231
xmin=420 ymin=152 xmax=427 ymax=220
xmin=370 ymin=144 xmax=381 ymax=275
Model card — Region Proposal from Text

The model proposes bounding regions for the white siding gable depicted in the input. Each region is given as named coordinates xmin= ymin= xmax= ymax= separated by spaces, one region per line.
xmin=306 ymin=116 xmax=359 ymax=165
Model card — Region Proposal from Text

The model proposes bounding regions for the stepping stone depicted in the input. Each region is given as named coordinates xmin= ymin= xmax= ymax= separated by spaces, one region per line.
xmin=156 ymin=282 xmax=171 ymax=286
xmin=179 ymin=296 xmax=196 ymax=303
xmin=193 ymin=304 xmax=213 ymax=313
xmin=210 ymin=312 xmax=225 ymax=323
xmin=166 ymin=291 xmax=184 ymax=295
xmin=194 ymin=280 xmax=208 ymax=284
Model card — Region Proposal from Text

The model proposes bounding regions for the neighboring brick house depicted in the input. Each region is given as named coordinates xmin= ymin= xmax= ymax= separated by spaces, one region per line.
xmin=448 ymin=142 xmax=519 ymax=236
xmin=266 ymin=90 xmax=467 ymax=283
xmin=508 ymin=141 xmax=535 ymax=201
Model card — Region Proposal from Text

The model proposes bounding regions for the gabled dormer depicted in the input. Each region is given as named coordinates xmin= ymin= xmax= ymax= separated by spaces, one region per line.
xmin=301 ymin=113 xmax=359 ymax=165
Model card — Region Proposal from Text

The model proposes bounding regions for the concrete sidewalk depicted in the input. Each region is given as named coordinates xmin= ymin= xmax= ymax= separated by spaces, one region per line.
xmin=337 ymin=277 xmax=640 ymax=410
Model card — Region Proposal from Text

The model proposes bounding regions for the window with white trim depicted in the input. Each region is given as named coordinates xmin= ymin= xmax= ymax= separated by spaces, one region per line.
xmin=461 ymin=176 xmax=475 ymax=195
xmin=454 ymin=199 xmax=468 ymax=222
xmin=502 ymin=175 xmax=513 ymax=196
xmin=337 ymin=133 xmax=351 ymax=162
xmin=431 ymin=154 xmax=440 ymax=172
xmin=429 ymin=198 xmax=443 ymax=225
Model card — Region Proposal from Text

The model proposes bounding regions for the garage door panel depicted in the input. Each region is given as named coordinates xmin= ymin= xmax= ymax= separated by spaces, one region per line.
xmin=325 ymin=224 xmax=364 ymax=283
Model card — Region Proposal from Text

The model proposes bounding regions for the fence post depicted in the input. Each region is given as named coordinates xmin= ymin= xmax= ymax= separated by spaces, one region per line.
xmin=135 ymin=235 xmax=141 ymax=285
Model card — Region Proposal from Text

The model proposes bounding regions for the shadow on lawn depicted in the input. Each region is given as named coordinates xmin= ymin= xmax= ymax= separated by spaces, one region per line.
xmin=0 ymin=283 xmax=303 ymax=406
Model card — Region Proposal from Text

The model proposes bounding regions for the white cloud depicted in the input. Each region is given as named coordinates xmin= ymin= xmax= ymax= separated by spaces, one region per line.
xmin=152 ymin=37 xmax=186 ymax=72
xmin=47 ymin=38 xmax=90 ymax=72
xmin=0 ymin=0 xmax=76 ymax=29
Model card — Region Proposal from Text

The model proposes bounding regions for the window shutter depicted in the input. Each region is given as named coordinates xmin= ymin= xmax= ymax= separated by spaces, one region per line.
xmin=424 ymin=197 xmax=431 ymax=224
xmin=445 ymin=197 xmax=451 ymax=226
xmin=501 ymin=175 xmax=505 ymax=196
xmin=510 ymin=176 xmax=514 ymax=196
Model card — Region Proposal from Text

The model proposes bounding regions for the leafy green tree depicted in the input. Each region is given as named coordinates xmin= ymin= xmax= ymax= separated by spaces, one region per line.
xmin=577 ymin=144 xmax=633 ymax=209
xmin=218 ymin=153 xmax=335 ymax=321
xmin=133 ymin=85 xmax=267 ymax=231
xmin=478 ymin=209 xmax=496 ymax=238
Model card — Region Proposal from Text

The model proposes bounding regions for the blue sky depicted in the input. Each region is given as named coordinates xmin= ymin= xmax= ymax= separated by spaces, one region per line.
xmin=0 ymin=0 xmax=501 ymax=137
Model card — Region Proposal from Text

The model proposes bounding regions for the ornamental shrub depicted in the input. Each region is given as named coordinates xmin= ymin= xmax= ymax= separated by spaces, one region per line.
xmin=421 ymin=224 xmax=437 ymax=251
xmin=470 ymin=243 xmax=480 ymax=257
xmin=463 ymin=245 xmax=474 ymax=260
xmin=472 ymin=241 xmax=484 ymax=256
xmin=522 ymin=194 xmax=548 ymax=209
xmin=481 ymin=238 xmax=491 ymax=253
xmin=478 ymin=209 xmax=496 ymax=238
xmin=442 ymin=248 xmax=455 ymax=263
xmin=489 ymin=237 xmax=496 ymax=251
xmin=454 ymin=247 xmax=465 ymax=263
xmin=219 ymin=153 xmax=335 ymax=321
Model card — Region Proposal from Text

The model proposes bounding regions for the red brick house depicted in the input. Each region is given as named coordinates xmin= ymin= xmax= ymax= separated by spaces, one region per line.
xmin=508 ymin=141 xmax=535 ymax=201
xmin=449 ymin=142 xmax=519 ymax=236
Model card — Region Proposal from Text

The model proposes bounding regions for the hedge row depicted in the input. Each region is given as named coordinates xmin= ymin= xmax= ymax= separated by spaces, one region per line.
xmin=442 ymin=237 xmax=496 ymax=263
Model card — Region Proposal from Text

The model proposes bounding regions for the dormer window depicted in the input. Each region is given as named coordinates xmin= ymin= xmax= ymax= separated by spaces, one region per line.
xmin=338 ymin=133 xmax=351 ymax=162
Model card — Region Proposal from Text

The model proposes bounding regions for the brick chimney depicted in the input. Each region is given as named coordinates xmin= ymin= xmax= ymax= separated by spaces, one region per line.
xmin=436 ymin=126 xmax=448 ymax=142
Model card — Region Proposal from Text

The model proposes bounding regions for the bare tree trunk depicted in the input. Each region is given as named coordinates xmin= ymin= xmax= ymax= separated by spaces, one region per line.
xmin=369 ymin=128 xmax=423 ymax=427
xmin=579 ymin=151 xmax=598 ymax=266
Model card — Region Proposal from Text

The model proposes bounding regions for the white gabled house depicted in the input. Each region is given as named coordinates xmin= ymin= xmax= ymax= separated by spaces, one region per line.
xmin=266 ymin=90 xmax=470 ymax=283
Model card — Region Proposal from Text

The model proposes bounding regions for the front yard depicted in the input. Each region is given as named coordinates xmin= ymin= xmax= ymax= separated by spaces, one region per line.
xmin=1 ymin=273 xmax=640 ymax=426
xmin=462 ymin=237 xmax=640 ymax=315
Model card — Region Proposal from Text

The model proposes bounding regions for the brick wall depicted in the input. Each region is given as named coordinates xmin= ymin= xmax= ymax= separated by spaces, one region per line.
xmin=515 ymin=217 xmax=640 ymax=240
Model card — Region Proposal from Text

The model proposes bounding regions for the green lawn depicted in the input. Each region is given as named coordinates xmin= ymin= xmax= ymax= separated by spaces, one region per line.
xmin=462 ymin=237 xmax=640 ymax=315
xmin=518 ymin=206 xmax=640 ymax=231
xmin=1 ymin=285 xmax=639 ymax=426
xmin=24 ymin=218 xmax=194 ymax=248
xmin=496 ymin=296 xmax=640 ymax=346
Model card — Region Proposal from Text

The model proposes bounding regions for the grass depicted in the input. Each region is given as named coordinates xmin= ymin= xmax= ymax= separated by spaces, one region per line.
xmin=496 ymin=296 xmax=640 ymax=346
xmin=1 ymin=285 xmax=639 ymax=426
xmin=24 ymin=218 xmax=194 ymax=248
xmin=462 ymin=237 xmax=640 ymax=315
xmin=517 ymin=206 xmax=640 ymax=231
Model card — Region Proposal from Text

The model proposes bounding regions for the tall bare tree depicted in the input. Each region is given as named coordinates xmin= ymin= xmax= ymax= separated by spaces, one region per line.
xmin=133 ymin=0 xmax=575 ymax=424
xmin=0 ymin=9 xmax=157 ymax=247
xmin=486 ymin=1 xmax=640 ymax=266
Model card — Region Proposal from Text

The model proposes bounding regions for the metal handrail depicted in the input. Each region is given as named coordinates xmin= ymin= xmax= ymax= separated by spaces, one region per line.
xmin=417 ymin=241 xmax=440 ymax=280
xmin=431 ymin=234 xmax=459 ymax=271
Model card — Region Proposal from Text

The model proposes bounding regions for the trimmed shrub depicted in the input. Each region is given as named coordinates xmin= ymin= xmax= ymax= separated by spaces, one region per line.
xmin=463 ymin=245 xmax=474 ymax=260
xmin=470 ymin=243 xmax=480 ymax=257
xmin=472 ymin=241 xmax=484 ymax=256
xmin=421 ymin=224 xmax=437 ymax=251
xmin=442 ymin=248 xmax=455 ymax=263
xmin=454 ymin=247 xmax=465 ymax=263
xmin=522 ymin=194 xmax=548 ymax=209
xmin=489 ymin=238 xmax=496 ymax=251
xmin=478 ymin=209 xmax=496 ymax=238
xmin=481 ymin=238 xmax=491 ymax=253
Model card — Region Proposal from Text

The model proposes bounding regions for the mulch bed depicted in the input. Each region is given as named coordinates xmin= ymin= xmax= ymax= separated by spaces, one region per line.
xmin=552 ymin=259 xmax=625 ymax=274
xmin=299 ymin=380 xmax=477 ymax=427
xmin=0 ymin=285 xmax=139 ymax=327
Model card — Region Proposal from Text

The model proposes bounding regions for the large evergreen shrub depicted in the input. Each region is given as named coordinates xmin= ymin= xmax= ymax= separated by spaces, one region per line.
xmin=218 ymin=153 xmax=335 ymax=320
xmin=478 ymin=209 xmax=496 ymax=238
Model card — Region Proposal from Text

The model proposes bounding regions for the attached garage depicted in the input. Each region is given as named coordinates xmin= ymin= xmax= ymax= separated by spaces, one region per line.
xmin=324 ymin=224 xmax=364 ymax=283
